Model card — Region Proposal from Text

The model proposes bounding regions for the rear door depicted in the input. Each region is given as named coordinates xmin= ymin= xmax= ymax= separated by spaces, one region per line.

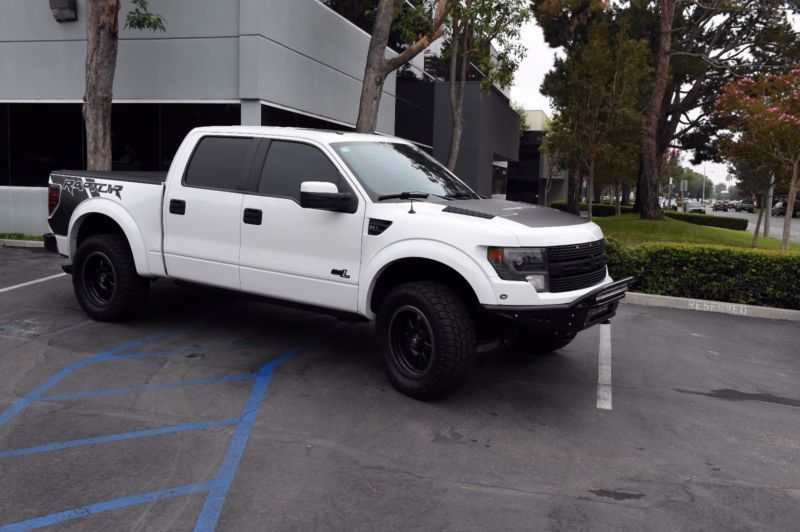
xmin=239 ymin=139 xmax=365 ymax=312
xmin=163 ymin=135 xmax=260 ymax=290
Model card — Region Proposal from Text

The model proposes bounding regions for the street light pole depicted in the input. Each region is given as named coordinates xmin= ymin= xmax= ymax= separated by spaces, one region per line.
xmin=702 ymin=165 xmax=706 ymax=204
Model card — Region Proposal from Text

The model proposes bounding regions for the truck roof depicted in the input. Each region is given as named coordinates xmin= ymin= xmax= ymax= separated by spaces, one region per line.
xmin=190 ymin=126 xmax=410 ymax=145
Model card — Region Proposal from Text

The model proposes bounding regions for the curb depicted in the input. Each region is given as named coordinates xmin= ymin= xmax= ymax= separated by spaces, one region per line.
xmin=622 ymin=292 xmax=800 ymax=322
xmin=0 ymin=239 xmax=44 ymax=248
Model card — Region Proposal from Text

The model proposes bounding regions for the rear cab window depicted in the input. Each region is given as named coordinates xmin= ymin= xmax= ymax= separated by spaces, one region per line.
xmin=183 ymin=136 xmax=259 ymax=191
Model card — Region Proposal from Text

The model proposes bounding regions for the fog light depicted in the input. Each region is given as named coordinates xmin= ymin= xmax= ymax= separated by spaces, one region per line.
xmin=50 ymin=0 xmax=78 ymax=22
xmin=526 ymin=274 xmax=547 ymax=291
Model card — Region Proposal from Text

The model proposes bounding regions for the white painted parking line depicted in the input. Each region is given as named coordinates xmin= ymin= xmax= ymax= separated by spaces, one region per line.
xmin=597 ymin=322 xmax=612 ymax=410
xmin=0 ymin=273 xmax=67 ymax=294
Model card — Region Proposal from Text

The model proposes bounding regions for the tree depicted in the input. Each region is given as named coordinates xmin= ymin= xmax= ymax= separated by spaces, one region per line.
xmin=511 ymin=100 xmax=529 ymax=135
xmin=534 ymin=1 xmax=800 ymax=218
xmin=638 ymin=0 xmax=676 ymax=219
xmin=356 ymin=0 xmax=453 ymax=133
xmin=542 ymin=21 xmax=650 ymax=221
xmin=730 ymin=158 xmax=777 ymax=247
xmin=84 ymin=0 xmax=164 ymax=171
xmin=444 ymin=0 xmax=531 ymax=170
xmin=715 ymin=66 xmax=800 ymax=249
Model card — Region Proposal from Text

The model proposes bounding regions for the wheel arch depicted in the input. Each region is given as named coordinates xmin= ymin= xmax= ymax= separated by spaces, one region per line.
xmin=361 ymin=241 xmax=497 ymax=319
xmin=69 ymin=200 xmax=150 ymax=276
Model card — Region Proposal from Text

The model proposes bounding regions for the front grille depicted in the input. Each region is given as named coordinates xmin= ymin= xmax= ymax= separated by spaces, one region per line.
xmin=549 ymin=267 xmax=607 ymax=293
xmin=547 ymin=239 xmax=607 ymax=293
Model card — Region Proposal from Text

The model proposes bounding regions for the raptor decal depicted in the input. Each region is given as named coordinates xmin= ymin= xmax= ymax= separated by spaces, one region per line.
xmin=63 ymin=177 xmax=123 ymax=199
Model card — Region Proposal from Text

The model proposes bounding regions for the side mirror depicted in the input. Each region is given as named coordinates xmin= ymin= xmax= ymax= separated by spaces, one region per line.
xmin=300 ymin=181 xmax=356 ymax=213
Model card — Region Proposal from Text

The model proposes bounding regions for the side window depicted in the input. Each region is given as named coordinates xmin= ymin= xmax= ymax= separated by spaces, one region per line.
xmin=184 ymin=136 xmax=257 ymax=191
xmin=258 ymin=141 xmax=346 ymax=200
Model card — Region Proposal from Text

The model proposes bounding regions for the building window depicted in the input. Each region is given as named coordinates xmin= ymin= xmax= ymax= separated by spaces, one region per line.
xmin=0 ymin=104 xmax=9 ymax=187
xmin=8 ymin=104 xmax=84 ymax=187
xmin=261 ymin=104 xmax=354 ymax=131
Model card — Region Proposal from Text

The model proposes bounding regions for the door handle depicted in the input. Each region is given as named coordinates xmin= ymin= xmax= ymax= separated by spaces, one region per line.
xmin=243 ymin=208 xmax=262 ymax=225
xmin=169 ymin=199 xmax=186 ymax=215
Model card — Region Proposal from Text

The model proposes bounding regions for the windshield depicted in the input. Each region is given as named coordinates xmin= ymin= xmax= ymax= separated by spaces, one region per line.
xmin=332 ymin=141 xmax=479 ymax=201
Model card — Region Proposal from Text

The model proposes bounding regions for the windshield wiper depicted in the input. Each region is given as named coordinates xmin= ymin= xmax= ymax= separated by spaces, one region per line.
xmin=377 ymin=192 xmax=429 ymax=201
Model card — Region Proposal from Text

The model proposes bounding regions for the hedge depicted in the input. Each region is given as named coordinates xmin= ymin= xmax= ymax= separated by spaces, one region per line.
xmin=663 ymin=211 xmax=748 ymax=231
xmin=550 ymin=201 xmax=634 ymax=216
xmin=606 ymin=239 xmax=800 ymax=309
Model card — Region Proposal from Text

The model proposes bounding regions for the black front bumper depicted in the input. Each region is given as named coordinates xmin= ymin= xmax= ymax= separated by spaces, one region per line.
xmin=482 ymin=277 xmax=633 ymax=334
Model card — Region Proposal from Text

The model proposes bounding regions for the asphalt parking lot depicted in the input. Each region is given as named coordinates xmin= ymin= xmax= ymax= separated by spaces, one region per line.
xmin=1 ymin=246 xmax=799 ymax=531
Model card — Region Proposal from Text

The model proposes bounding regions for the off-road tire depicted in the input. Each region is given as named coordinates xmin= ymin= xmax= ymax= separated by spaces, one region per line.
xmin=73 ymin=234 xmax=149 ymax=322
xmin=377 ymin=281 xmax=476 ymax=400
xmin=513 ymin=330 xmax=576 ymax=355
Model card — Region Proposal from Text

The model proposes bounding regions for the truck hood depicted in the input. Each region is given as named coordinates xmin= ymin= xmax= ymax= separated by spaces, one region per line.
xmin=441 ymin=198 xmax=587 ymax=228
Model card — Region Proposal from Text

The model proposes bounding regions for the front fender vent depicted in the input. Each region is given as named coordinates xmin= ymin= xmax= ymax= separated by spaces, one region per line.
xmin=442 ymin=206 xmax=495 ymax=219
xmin=368 ymin=218 xmax=392 ymax=236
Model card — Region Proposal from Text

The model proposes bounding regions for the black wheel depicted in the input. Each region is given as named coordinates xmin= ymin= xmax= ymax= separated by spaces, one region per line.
xmin=377 ymin=281 xmax=476 ymax=400
xmin=73 ymin=234 xmax=149 ymax=322
xmin=512 ymin=330 xmax=576 ymax=355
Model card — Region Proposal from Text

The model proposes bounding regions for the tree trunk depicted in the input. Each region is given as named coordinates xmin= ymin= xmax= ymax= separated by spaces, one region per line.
xmin=615 ymin=183 xmax=622 ymax=215
xmin=587 ymin=160 xmax=594 ymax=222
xmin=622 ymin=183 xmax=631 ymax=206
xmin=83 ymin=0 xmax=121 ymax=171
xmin=447 ymin=17 xmax=470 ymax=171
xmin=356 ymin=0 xmax=396 ymax=133
xmin=751 ymin=203 xmax=764 ymax=248
xmin=567 ymin=167 xmax=581 ymax=215
xmin=781 ymin=163 xmax=799 ymax=250
xmin=638 ymin=0 xmax=676 ymax=220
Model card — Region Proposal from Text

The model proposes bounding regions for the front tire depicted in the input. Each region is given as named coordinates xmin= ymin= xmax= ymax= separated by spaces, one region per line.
xmin=513 ymin=330 xmax=576 ymax=355
xmin=73 ymin=234 xmax=149 ymax=322
xmin=377 ymin=281 xmax=476 ymax=400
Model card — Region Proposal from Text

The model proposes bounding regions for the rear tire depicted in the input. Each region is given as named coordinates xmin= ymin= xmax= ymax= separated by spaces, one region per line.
xmin=73 ymin=234 xmax=149 ymax=322
xmin=513 ymin=330 xmax=576 ymax=355
xmin=377 ymin=281 xmax=476 ymax=400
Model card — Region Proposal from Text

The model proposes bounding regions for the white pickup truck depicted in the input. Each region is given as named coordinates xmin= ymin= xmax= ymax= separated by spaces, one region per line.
xmin=45 ymin=126 xmax=629 ymax=399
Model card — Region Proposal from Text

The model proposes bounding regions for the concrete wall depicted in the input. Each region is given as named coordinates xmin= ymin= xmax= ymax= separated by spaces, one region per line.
xmin=0 ymin=0 xmax=394 ymax=131
xmin=0 ymin=187 xmax=50 ymax=235
xmin=0 ymin=0 xmax=401 ymax=233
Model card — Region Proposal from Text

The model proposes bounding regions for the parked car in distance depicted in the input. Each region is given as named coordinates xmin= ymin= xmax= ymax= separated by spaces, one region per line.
xmin=686 ymin=201 xmax=705 ymax=214
xmin=772 ymin=200 xmax=800 ymax=217
xmin=736 ymin=199 xmax=755 ymax=213
xmin=712 ymin=200 xmax=728 ymax=212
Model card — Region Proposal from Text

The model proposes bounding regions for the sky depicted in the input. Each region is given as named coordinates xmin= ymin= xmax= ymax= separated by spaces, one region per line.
xmin=508 ymin=20 xmax=731 ymax=186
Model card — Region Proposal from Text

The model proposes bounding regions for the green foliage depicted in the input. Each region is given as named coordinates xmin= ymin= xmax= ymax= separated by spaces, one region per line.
xmin=0 ymin=233 xmax=43 ymax=241
xmin=540 ymin=15 xmax=651 ymax=211
xmin=663 ymin=211 xmax=748 ymax=231
xmin=550 ymin=201 xmax=633 ymax=216
xmin=511 ymin=101 xmax=528 ymax=135
xmin=605 ymin=240 xmax=800 ymax=309
xmin=125 ymin=0 xmax=166 ymax=32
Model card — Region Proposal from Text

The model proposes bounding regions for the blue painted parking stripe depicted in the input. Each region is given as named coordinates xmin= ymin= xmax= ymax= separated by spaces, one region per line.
xmin=37 ymin=373 xmax=256 ymax=402
xmin=0 ymin=329 xmax=177 ymax=430
xmin=0 ymin=418 xmax=239 ymax=459
xmin=194 ymin=347 xmax=306 ymax=532
xmin=0 ymin=481 xmax=218 ymax=532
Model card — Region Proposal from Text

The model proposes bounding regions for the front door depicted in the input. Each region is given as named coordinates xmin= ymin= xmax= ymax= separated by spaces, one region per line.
xmin=239 ymin=140 xmax=365 ymax=312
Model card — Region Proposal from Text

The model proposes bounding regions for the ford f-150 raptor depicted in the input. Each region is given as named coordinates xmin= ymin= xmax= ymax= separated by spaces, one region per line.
xmin=44 ymin=126 xmax=630 ymax=399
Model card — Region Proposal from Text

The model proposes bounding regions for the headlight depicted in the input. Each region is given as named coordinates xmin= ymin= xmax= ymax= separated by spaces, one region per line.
xmin=487 ymin=247 xmax=549 ymax=290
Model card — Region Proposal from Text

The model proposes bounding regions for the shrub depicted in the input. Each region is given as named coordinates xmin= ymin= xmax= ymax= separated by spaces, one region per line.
xmin=663 ymin=211 xmax=748 ymax=231
xmin=550 ymin=201 xmax=634 ymax=216
xmin=606 ymin=239 xmax=800 ymax=309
